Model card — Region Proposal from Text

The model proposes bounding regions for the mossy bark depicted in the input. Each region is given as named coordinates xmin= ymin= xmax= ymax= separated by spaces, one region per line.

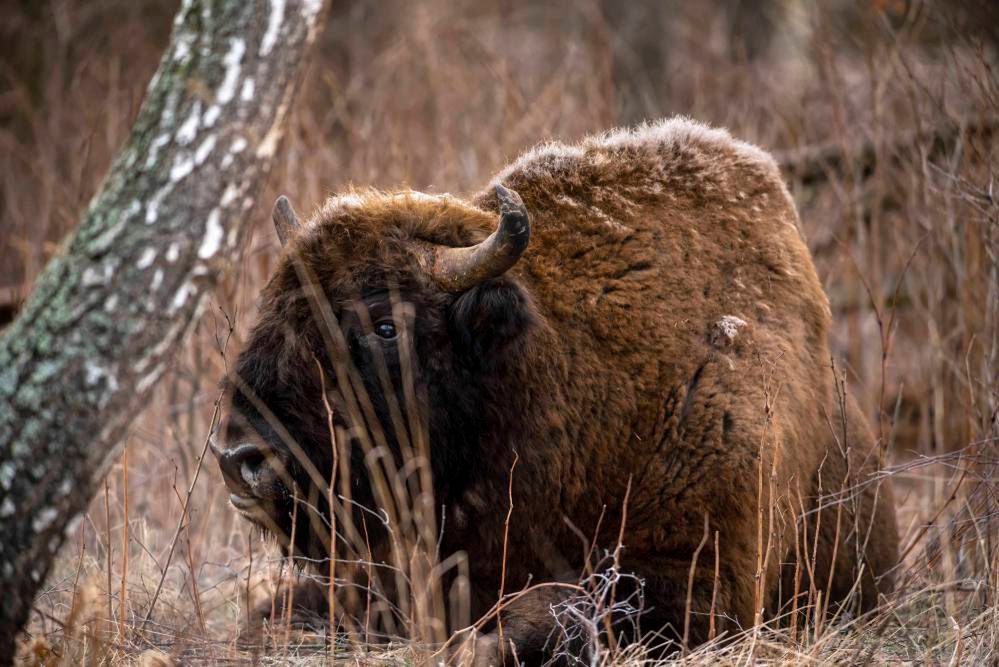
xmin=0 ymin=0 xmax=326 ymax=657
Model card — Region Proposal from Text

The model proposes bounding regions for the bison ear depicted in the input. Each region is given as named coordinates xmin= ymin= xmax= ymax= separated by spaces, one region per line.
xmin=448 ymin=277 xmax=537 ymax=368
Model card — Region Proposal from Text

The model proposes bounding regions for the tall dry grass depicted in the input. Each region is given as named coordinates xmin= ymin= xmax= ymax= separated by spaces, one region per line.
xmin=1 ymin=0 xmax=997 ymax=664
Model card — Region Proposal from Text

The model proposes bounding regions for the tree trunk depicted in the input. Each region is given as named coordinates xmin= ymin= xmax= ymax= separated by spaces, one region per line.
xmin=0 ymin=0 xmax=327 ymax=658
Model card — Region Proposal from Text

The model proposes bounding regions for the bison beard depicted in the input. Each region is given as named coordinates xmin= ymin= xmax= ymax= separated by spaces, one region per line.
xmin=214 ymin=118 xmax=899 ymax=663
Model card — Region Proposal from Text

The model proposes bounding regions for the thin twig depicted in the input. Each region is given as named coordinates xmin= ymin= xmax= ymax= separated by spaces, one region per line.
xmin=497 ymin=451 xmax=520 ymax=665
xmin=139 ymin=392 xmax=224 ymax=630
xmin=119 ymin=441 xmax=129 ymax=648
xmin=683 ymin=513 xmax=711 ymax=653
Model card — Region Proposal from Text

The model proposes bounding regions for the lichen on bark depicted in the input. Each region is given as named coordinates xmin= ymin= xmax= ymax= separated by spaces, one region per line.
xmin=0 ymin=0 xmax=327 ymax=659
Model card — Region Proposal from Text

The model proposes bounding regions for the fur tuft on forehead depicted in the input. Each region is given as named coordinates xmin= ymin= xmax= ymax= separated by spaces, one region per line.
xmin=302 ymin=189 xmax=497 ymax=249
xmin=261 ymin=189 xmax=501 ymax=305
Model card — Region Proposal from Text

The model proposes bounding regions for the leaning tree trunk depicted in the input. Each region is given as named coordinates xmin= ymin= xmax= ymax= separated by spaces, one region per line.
xmin=0 ymin=0 xmax=326 ymax=658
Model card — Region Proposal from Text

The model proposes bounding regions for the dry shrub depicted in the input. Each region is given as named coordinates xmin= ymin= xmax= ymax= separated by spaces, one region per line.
xmin=1 ymin=0 xmax=997 ymax=663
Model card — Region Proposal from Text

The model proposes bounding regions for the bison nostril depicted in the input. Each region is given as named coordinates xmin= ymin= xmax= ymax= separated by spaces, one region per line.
xmin=219 ymin=443 xmax=279 ymax=497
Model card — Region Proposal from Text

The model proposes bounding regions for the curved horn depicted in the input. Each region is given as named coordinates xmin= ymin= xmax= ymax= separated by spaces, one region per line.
xmin=424 ymin=184 xmax=531 ymax=292
xmin=272 ymin=195 xmax=301 ymax=246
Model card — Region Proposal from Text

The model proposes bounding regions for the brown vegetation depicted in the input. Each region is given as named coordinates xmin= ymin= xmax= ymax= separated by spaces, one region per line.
xmin=1 ymin=0 xmax=996 ymax=664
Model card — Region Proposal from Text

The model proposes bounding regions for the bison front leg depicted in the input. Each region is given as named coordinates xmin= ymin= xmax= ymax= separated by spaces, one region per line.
xmin=244 ymin=576 xmax=331 ymax=634
xmin=244 ymin=574 xmax=382 ymax=638
xmin=452 ymin=586 xmax=578 ymax=666
xmin=453 ymin=576 xmax=680 ymax=665
xmin=635 ymin=556 xmax=756 ymax=649
xmin=448 ymin=562 xmax=756 ymax=664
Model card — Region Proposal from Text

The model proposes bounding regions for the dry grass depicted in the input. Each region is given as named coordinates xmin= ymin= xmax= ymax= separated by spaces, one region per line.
xmin=2 ymin=0 xmax=997 ymax=664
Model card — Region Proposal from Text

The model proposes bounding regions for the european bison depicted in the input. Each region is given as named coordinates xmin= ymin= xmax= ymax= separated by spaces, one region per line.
xmin=214 ymin=118 xmax=898 ymax=663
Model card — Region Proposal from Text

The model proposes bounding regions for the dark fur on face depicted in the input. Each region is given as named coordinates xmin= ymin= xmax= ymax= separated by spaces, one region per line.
xmin=218 ymin=119 xmax=899 ymax=662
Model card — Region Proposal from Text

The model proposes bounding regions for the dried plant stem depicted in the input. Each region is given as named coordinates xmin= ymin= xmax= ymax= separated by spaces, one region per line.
xmin=821 ymin=490 xmax=845 ymax=631
xmin=284 ymin=490 xmax=300 ymax=650
xmin=180 ymin=495 xmax=207 ymax=636
xmin=317 ymin=360 xmax=339 ymax=649
xmin=497 ymin=451 xmax=520 ymax=664
xmin=119 ymin=442 xmax=128 ymax=648
xmin=245 ymin=534 xmax=254 ymax=630
xmin=604 ymin=476 xmax=633 ymax=655
xmin=139 ymin=394 xmax=222 ymax=630
xmin=683 ymin=513 xmax=711 ymax=652
xmin=270 ymin=559 xmax=284 ymax=645
xmin=790 ymin=508 xmax=803 ymax=644
xmin=709 ymin=530 xmax=720 ymax=642
xmin=362 ymin=513 xmax=374 ymax=646
xmin=104 ymin=478 xmax=113 ymax=641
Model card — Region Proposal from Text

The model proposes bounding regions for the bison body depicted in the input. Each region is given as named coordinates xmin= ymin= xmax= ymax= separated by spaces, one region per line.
xmin=216 ymin=118 xmax=898 ymax=662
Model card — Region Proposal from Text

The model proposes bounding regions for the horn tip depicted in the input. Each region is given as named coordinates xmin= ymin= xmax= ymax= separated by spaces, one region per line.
xmin=493 ymin=183 xmax=519 ymax=201
xmin=493 ymin=183 xmax=526 ymax=216
xmin=274 ymin=195 xmax=292 ymax=214
xmin=272 ymin=195 xmax=300 ymax=246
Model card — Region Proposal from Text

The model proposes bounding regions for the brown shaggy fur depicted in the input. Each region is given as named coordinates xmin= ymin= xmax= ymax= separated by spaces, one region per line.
xmin=218 ymin=117 xmax=898 ymax=663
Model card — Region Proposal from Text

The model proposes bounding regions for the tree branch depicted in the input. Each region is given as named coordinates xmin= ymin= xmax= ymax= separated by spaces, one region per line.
xmin=777 ymin=117 xmax=997 ymax=186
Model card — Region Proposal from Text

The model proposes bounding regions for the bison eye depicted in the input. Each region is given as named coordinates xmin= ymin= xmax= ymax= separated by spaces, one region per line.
xmin=373 ymin=320 xmax=397 ymax=340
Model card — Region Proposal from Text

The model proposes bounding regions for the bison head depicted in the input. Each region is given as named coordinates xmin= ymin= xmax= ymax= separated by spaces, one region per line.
xmin=212 ymin=186 xmax=537 ymax=560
